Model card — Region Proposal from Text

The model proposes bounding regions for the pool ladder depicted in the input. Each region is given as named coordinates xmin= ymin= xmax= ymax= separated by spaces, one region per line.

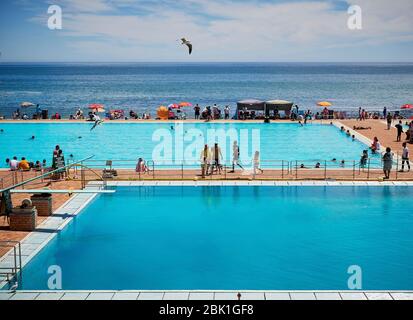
xmin=0 ymin=241 xmax=22 ymax=286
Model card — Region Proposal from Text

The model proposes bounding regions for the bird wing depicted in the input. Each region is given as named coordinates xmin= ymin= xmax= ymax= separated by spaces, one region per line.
xmin=187 ymin=43 xmax=193 ymax=55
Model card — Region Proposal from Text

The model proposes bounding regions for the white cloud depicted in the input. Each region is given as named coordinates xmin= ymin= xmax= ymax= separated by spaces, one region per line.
xmin=23 ymin=0 xmax=413 ymax=61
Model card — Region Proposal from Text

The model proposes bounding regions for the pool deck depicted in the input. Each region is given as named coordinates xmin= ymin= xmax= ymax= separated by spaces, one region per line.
xmin=1 ymin=290 xmax=413 ymax=301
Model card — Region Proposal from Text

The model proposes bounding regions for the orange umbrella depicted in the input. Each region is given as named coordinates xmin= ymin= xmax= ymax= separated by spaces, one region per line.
xmin=89 ymin=104 xmax=105 ymax=113
xmin=317 ymin=101 xmax=332 ymax=107
xmin=157 ymin=106 xmax=169 ymax=120
xmin=179 ymin=102 xmax=193 ymax=107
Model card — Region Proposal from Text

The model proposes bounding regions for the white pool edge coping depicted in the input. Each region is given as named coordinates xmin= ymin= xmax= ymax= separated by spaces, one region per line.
xmin=1 ymin=290 xmax=413 ymax=301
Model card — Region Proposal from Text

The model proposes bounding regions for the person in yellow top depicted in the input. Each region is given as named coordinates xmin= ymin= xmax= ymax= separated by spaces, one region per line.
xmin=200 ymin=144 xmax=212 ymax=178
xmin=18 ymin=157 xmax=30 ymax=171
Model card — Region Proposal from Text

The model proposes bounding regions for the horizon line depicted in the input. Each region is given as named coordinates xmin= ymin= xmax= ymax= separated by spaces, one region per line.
xmin=1 ymin=61 xmax=413 ymax=64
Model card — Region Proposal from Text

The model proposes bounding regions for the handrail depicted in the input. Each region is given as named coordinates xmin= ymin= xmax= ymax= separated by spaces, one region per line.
xmin=0 ymin=241 xmax=22 ymax=284
xmin=0 ymin=155 xmax=95 ymax=193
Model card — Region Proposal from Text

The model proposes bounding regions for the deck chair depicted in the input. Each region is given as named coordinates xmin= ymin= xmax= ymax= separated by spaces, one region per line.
xmin=102 ymin=160 xmax=117 ymax=178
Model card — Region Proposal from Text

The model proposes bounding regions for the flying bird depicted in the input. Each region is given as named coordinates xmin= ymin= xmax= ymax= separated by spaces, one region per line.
xmin=181 ymin=38 xmax=192 ymax=55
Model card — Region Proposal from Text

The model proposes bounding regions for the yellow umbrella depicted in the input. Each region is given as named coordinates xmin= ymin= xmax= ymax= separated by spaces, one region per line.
xmin=317 ymin=101 xmax=332 ymax=107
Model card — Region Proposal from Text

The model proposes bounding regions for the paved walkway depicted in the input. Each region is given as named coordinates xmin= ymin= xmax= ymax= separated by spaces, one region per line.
xmin=1 ymin=290 xmax=412 ymax=301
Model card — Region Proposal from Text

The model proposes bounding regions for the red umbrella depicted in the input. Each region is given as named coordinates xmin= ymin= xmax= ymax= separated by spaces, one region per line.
xmin=89 ymin=104 xmax=105 ymax=113
xmin=179 ymin=102 xmax=193 ymax=107
xmin=168 ymin=104 xmax=180 ymax=109
xmin=401 ymin=104 xmax=413 ymax=109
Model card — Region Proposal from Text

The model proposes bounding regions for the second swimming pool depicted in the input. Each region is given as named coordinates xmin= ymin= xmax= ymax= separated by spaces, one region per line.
xmin=17 ymin=185 xmax=413 ymax=290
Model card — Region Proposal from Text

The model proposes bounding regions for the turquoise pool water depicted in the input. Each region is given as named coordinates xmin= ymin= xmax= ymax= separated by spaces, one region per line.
xmin=17 ymin=186 xmax=413 ymax=290
xmin=0 ymin=123 xmax=377 ymax=168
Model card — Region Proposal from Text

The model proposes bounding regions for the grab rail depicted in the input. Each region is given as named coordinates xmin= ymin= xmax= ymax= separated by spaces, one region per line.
xmin=0 ymin=241 xmax=22 ymax=284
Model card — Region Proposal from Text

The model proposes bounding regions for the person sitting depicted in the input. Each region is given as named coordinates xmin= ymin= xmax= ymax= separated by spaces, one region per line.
xmin=360 ymin=150 xmax=369 ymax=168
xmin=136 ymin=158 xmax=149 ymax=173
xmin=370 ymin=137 xmax=381 ymax=153
xmin=18 ymin=157 xmax=31 ymax=171
xmin=7 ymin=156 xmax=19 ymax=171
xmin=34 ymin=160 xmax=43 ymax=171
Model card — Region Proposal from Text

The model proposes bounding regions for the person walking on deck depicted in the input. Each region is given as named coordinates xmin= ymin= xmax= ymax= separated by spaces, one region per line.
xmin=230 ymin=141 xmax=244 ymax=173
xmin=400 ymin=142 xmax=410 ymax=172
xmin=382 ymin=147 xmax=393 ymax=180
xmin=253 ymin=151 xmax=264 ymax=175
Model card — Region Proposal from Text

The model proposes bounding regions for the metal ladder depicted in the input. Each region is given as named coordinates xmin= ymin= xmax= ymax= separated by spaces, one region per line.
xmin=0 ymin=241 xmax=22 ymax=284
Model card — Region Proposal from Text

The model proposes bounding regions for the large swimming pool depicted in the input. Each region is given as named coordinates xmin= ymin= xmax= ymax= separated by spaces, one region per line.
xmin=0 ymin=122 xmax=376 ymax=168
xmin=18 ymin=185 xmax=413 ymax=290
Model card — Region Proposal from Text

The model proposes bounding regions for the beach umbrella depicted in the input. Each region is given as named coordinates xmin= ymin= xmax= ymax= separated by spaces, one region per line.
xmin=178 ymin=102 xmax=193 ymax=107
xmin=21 ymin=102 xmax=36 ymax=108
xmin=89 ymin=104 xmax=105 ymax=113
xmin=401 ymin=104 xmax=413 ymax=110
xmin=168 ymin=104 xmax=180 ymax=109
xmin=317 ymin=101 xmax=332 ymax=107
xmin=157 ymin=106 xmax=169 ymax=120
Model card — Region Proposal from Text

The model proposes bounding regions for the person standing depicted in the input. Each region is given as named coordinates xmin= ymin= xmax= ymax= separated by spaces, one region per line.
xmin=383 ymin=106 xmax=387 ymax=119
xmin=382 ymin=147 xmax=393 ymax=180
xmin=194 ymin=104 xmax=200 ymax=120
xmin=400 ymin=142 xmax=410 ymax=172
xmin=386 ymin=112 xmax=392 ymax=130
xmin=211 ymin=143 xmax=223 ymax=175
xmin=230 ymin=141 xmax=243 ymax=173
xmin=395 ymin=120 xmax=404 ymax=142
xmin=224 ymin=106 xmax=230 ymax=120
xmin=200 ymin=145 xmax=211 ymax=178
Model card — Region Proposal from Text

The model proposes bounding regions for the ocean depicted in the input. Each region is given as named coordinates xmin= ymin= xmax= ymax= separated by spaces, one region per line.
xmin=0 ymin=62 xmax=413 ymax=118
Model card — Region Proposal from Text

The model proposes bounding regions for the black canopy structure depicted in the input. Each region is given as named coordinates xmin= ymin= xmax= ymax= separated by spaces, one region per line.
xmin=265 ymin=100 xmax=294 ymax=118
xmin=236 ymin=99 xmax=265 ymax=119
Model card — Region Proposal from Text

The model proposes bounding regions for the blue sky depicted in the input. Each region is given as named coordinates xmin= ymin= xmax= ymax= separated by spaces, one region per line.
xmin=0 ymin=0 xmax=412 ymax=62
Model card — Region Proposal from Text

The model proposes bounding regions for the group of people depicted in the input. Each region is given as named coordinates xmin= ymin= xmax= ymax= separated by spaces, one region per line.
xmin=6 ymin=157 xmax=46 ymax=172
xmin=199 ymin=142 xmax=262 ymax=178
xmin=52 ymin=145 xmax=66 ymax=179
xmin=194 ymin=104 xmax=231 ymax=121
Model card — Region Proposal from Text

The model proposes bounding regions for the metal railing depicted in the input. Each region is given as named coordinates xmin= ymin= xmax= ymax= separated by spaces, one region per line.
xmin=0 ymin=241 xmax=22 ymax=284
xmin=61 ymin=156 xmax=411 ymax=182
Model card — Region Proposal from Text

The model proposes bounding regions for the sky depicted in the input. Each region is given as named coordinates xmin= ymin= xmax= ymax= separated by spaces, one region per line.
xmin=0 ymin=0 xmax=412 ymax=62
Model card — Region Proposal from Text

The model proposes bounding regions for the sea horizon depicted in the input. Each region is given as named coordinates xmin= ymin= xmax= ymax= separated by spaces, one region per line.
xmin=1 ymin=62 xmax=413 ymax=118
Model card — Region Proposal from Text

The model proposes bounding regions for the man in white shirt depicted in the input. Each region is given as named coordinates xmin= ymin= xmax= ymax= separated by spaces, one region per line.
xmin=9 ymin=157 xmax=18 ymax=171
xmin=400 ymin=142 xmax=410 ymax=172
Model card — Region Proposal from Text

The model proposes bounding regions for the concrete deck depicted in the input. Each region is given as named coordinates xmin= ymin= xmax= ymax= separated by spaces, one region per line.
xmin=1 ymin=290 xmax=412 ymax=301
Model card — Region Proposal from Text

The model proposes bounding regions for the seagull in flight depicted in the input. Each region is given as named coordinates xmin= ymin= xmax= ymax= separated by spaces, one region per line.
xmin=181 ymin=38 xmax=192 ymax=55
